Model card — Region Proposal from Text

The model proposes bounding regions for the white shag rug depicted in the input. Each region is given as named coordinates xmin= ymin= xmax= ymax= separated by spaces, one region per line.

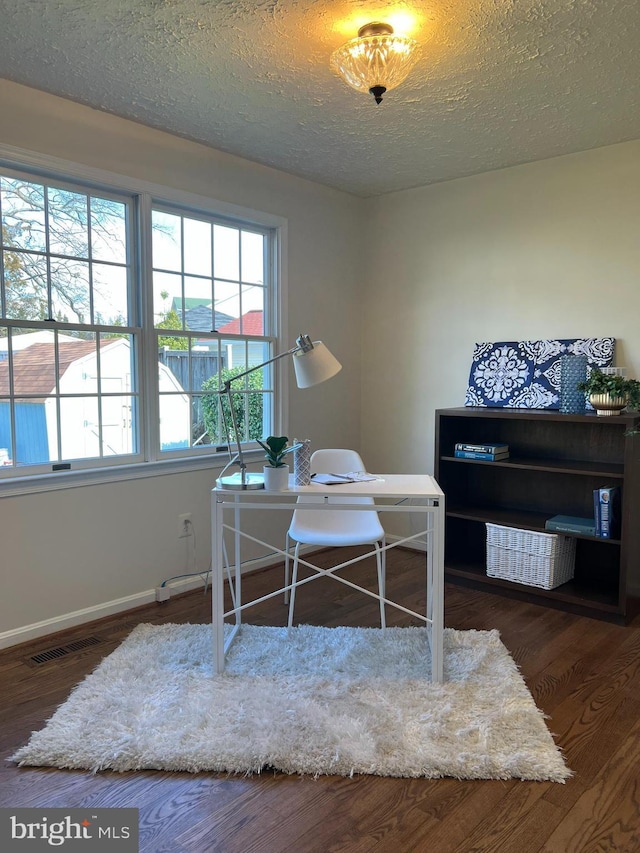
xmin=11 ymin=623 xmax=570 ymax=781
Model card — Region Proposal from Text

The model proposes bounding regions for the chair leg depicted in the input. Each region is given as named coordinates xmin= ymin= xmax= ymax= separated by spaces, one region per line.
xmin=375 ymin=539 xmax=386 ymax=629
xmin=287 ymin=541 xmax=301 ymax=628
xmin=284 ymin=532 xmax=291 ymax=605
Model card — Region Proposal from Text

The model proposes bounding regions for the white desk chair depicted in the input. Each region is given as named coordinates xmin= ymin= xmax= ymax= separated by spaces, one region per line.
xmin=285 ymin=449 xmax=386 ymax=628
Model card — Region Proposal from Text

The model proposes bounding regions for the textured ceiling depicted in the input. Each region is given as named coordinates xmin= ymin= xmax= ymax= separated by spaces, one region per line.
xmin=1 ymin=1 xmax=639 ymax=197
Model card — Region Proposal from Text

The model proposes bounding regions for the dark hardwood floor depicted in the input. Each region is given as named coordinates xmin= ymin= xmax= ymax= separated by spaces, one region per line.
xmin=1 ymin=548 xmax=640 ymax=852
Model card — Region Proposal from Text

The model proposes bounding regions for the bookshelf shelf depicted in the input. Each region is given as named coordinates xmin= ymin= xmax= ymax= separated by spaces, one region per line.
xmin=440 ymin=455 xmax=625 ymax=478
xmin=435 ymin=407 xmax=640 ymax=621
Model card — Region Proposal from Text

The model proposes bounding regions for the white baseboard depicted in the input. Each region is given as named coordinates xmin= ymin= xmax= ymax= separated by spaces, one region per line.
xmin=3 ymin=536 xmax=632 ymax=650
xmin=0 ymin=589 xmax=161 ymax=650
xmin=0 ymin=550 xmax=286 ymax=651
xmin=0 ymin=580 xmax=207 ymax=651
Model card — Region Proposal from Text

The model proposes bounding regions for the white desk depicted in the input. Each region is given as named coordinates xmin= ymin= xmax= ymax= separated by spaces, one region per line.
xmin=211 ymin=474 xmax=445 ymax=682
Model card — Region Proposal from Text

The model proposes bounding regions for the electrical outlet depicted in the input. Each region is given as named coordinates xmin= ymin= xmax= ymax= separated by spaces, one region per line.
xmin=178 ymin=513 xmax=192 ymax=538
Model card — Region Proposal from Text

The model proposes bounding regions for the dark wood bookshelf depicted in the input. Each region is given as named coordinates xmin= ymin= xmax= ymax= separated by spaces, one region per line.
xmin=435 ymin=407 xmax=640 ymax=622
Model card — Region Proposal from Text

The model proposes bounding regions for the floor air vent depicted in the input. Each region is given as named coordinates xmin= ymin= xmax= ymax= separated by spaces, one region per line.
xmin=28 ymin=635 xmax=103 ymax=666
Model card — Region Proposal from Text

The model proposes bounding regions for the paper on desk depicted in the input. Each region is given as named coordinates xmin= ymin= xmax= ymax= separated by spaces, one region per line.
xmin=310 ymin=472 xmax=377 ymax=484
xmin=310 ymin=473 xmax=352 ymax=484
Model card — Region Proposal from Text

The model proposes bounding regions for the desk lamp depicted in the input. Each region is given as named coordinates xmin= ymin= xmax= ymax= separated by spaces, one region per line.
xmin=216 ymin=334 xmax=341 ymax=490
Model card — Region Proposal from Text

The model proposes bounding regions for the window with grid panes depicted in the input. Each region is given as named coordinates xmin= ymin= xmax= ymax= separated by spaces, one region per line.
xmin=151 ymin=207 xmax=274 ymax=455
xmin=0 ymin=161 xmax=278 ymax=479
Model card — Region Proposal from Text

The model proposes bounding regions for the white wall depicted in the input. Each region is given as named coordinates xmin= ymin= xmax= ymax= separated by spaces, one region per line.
xmin=361 ymin=141 xmax=640 ymax=476
xmin=0 ymin=80 xmax=365 ymax=644
xmin=361 ymin=141 xmax=640 ymax=591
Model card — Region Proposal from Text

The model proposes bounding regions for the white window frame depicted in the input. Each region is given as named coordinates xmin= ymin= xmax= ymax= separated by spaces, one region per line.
xmin=0 ymin=144 xmax=288 ymax=496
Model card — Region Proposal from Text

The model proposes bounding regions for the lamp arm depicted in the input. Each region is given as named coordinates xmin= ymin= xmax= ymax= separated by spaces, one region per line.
xmin=221 ymin=380 xmax=245 ymax=472
xmin=217 ymin=335 xmax=313 ymax=487
xmin=220 ymin=338 xmax=310 ymax=392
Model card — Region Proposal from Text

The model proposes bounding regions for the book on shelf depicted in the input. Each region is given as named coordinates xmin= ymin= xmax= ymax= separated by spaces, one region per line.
xmin=545 ymin=515 xmax=596 ymax=536
xmin=593 ymin=486 xmax=621 ymax=538
xmin=454 ymin=449 xmax=510 ymax=461
xmin=455 ymin=442 xmax=509 ymax=454
xmin=593 ymin=489 xmax=600 ymax=536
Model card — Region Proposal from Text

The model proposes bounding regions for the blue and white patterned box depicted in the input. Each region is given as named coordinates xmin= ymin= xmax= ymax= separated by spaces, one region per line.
xmin=465 ymin=338 xmax=615 ymax=409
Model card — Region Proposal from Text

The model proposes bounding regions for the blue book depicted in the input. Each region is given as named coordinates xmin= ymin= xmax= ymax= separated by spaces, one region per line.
xmin=455 ymin=442 xmax=509 ymax=454
xmin=593 ymin=490 xmax=602 ymax=537
xmin=595 ymin=486 xmax=621 ymax=539
xmin=454 ymin=449 xmax=509 ymax=461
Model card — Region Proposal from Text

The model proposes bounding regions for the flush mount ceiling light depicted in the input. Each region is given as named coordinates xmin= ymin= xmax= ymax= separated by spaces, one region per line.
xmin=330 ymin=22 xmax=420 ymax=104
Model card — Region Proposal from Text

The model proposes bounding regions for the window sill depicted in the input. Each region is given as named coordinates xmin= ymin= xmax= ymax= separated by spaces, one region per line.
xmin=0 ymin=449 xmax=265 ymax=498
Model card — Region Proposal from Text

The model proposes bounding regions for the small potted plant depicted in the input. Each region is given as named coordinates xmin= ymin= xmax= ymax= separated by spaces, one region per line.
xmin=578 ymin=369 xmax=640 ymax=417
xmin=257 ymin=435 xmax=296 ymax=490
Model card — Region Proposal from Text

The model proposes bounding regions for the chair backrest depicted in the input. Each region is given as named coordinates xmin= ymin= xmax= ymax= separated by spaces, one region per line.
xmin=310 ymin=448 xmax=365 ymax=475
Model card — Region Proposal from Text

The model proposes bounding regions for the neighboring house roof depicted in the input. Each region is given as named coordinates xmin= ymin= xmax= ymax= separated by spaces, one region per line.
xmin=214 ymin=310 xmax=234 ymax=330
xmin=171 ymin=297 xmax=211 ymax=312
xmin=217 ymin=310 xmax=263 ymax=336
xmin=0 ymin=330 xmax=79 ymax=357
xmin=0 ymin=340 xmax=110 ymax=398
xmin=183 ymin=306 xmax=233 ymax=333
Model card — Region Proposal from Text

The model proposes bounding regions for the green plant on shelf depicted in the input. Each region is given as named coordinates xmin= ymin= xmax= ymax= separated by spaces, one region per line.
xmin=577 ymin=369 xmax=640 ymax=433
xmin=577 ymin=369 xmax=640 ymax=410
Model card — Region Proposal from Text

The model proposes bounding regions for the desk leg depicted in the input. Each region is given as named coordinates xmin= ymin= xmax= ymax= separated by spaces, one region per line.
xmin=426 ymin=508 xmax=434 ymax=628
xmin=431 ymin=499 xmax=445 ymax=683
xmin=212 ymin=496 xmax=225 ymax=674
xmin=234 ymin=499 xmax=242 ymax=629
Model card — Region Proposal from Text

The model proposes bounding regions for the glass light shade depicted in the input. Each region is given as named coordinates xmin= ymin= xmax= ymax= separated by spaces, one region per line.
xmin=293 ymin=341 xmax=342 ymax=388
xmin=330 ymin=25 xmax=420 ymax=96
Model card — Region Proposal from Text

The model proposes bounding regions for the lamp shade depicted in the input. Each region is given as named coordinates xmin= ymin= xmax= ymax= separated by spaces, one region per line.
xmin=293 ymin=341 xmax=342 ymax=388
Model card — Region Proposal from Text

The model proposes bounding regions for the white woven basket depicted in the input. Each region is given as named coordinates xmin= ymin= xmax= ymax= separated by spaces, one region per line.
xmin=486 ymin=523 xmax=576 ymax=590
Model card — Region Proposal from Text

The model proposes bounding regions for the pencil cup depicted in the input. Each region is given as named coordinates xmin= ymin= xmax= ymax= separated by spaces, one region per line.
xmin=294 ymin=439 xmax=311 ymax=486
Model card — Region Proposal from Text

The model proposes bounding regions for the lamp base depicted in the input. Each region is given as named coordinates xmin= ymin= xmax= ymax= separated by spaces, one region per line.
xmin=216 ymin=472 xmax=265 ymax=491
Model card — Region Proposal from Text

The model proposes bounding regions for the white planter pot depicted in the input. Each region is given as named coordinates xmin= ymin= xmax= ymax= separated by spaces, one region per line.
xmin=263 ymin=464 xmax=289 ymax=491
